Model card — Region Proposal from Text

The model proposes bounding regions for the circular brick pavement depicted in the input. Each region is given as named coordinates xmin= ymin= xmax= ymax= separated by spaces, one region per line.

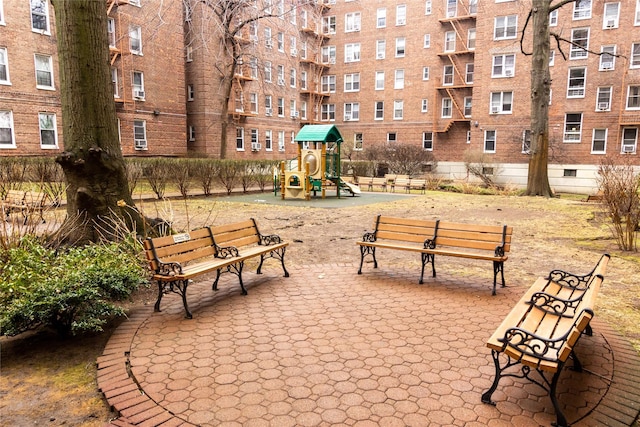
xmin=99 ymin=264 xmax=640 ymax=426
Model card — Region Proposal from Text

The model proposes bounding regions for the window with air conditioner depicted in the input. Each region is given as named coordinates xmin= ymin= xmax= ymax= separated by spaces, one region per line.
xmin=621 ymin=128 xmax=637 ymax=153
xmin=597 ymin=86 xmax=612 ymax=111
xmin=396 ymin=4 xmax=406 ymax=26
xmin=134 ymin=120 xmax=147 ymax=150
xmin=490 ymin=91 xmax=513 ymax=114
xmin=600 ymin=45 xmax=616 ymax=70
xmin=132 ymin=71 xmax=144 ymax=99
xmin=492 ymin=54 xmax=515 ymax=78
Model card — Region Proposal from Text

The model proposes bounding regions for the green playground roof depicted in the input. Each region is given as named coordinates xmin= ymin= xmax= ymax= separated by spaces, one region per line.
xmin=294 ymin=125 xmax=343 ymax=144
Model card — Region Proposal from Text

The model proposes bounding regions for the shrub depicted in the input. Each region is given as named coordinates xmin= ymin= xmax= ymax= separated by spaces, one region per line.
xmin=0 ymin=236 xmax=146 ymax=336
xmin=597 ymin=158 xmax=640 ymax=251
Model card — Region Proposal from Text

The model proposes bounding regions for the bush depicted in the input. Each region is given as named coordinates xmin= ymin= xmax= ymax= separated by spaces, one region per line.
xmin=0 ymin=236 xmax=146 ymax=336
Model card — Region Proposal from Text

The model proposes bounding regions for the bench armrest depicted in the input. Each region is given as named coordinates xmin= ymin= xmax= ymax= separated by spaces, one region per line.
xmin=493 ymin=224 xmax=508 ymax=257
xmin=423 ymin=219 xmax=439 ymax=249
xmin=215 ymin=245 xmax=240 ymax=258
xmin=361 ymin=231 xmax=376 ymax=242
xmin=528 ymin=291 xmax=585 ymax=317
xmin=259 ymin=233 xmax=283 ymax=246
xmin=156 ymin=261 xmax=184 ymax=277
xmin=547 ymin=269 xmax=591 ymax=290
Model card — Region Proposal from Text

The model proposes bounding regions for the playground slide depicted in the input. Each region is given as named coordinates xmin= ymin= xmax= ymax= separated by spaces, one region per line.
xmin=340 ymin=178 xmax=361 ymax=196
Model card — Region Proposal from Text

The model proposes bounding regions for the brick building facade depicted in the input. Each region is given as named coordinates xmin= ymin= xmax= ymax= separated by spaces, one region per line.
xmin=2 ymin=0 xmax=639 ymax=193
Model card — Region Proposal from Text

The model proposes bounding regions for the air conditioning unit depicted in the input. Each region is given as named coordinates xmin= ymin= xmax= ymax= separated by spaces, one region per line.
xmin=265 ymin=107 xmax=273 ymax=116
xmin=265 ymin=40 xmax=273 ymax=48
xmin=251 ymin=142 xmax=261 ymax=151
xmin=291 ymin=111 xmax=299 ymax=118
xmin=377 ymin=52 xmax=384 ymax=59
xmin=134 ymin=139 xmax=147 ymax=150
xmin=277 ymin=78 xmax=285 ymax=86
xmin=329 ymin=58 xmax=336 ymax=64
xmin=606 ymin=19 xmax=616 ymax=28
xmin=344 ymin=113 xmax=352 ymax=121
xmin=353 ymin=25 xmax=360 ymax=31
xmin=622 ymin=145 xmax=635 ymax=153
xmin=601 ymin=62 xmax=613 ymax=70
xmin=397 ymin=19 xmax=406 ymax=25
xmin=505 ymin=69 xmax=513 ymax=77
xmin=291 ymin=49 xmax=298 ymax=56
xmin=491 ymin=106 xmax=500 ymax=114
xmin=598 ymin=102 xmax=609 ymax=110
xmin=133 ymin=90 xmax=145 ymax=99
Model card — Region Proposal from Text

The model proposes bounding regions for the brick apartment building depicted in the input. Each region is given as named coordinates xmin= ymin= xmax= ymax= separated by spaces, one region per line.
xmin=0 ymin=0 xmax=186 ymax=157
xmin=1 ymin=0 xmax=639 ymax=193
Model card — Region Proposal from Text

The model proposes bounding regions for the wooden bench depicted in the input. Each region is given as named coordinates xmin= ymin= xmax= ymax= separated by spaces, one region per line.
xmin=2 ymin=189 xmax=48 ymax=224
xmin=143 ymin=219 xmax=289 ymax=318
xmin=357 ymin=216 xmax=512 ymax=295
xmin=482 ymin=254 xmax=609 ymax=427
xmin=390 ymin=177 xmax=410 ymax=193
xmin=407 ymin=178 xmax=427 ymax=194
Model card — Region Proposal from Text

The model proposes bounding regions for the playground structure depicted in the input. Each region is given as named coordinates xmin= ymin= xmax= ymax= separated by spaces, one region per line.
xmin=278 ymin=125 xmax=360 ymax=200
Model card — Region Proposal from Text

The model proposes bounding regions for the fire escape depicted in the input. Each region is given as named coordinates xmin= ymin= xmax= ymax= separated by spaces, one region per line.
xmin=299 ymin=1 xmax=332 ymax=124
xmin=106 ymin=0 xmax=136 ymax=108
xmin=230 ymin=25 xmax=259 ymax=122
xmin=435 ymin=0 xmax=477 ymax=133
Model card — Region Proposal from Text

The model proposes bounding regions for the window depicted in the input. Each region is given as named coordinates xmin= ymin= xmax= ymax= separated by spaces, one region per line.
xmin=0 ymin=48 xmax=9 ymax=84
xmin=133 ymin=120 xmax=147 ymax=150
xmin=465 ymin=63 xmax=474 ymax=84
xmin=323 ymin=16 xmax=336 ymax=34
xmin=278 ymin=131 xmax=285 ymax=152
xmin=250 ymin=58 xmax=258 ymax=79
xmin=186 ymin=46 xmax=193 ymax=62
xmin=0 ymin=111 xmax=15 ymax=148
xmin=567 ymin=67 xmax=586 ymax=98
xmin=424 ymin=34 xmax=431 ymax=48
xmin=265 ymin=95 xmax=272 ymax=115
xmin=492 ymin=54 xmax=515 ymax=77
xmin=632 ymin=43 xmax=640 ymax=68
xmin=423 ymin=132 xmax=433 ymax=150
xmin=421 ymin=99 xmax=428 ymax=112
xmin=34 ymin=54 xmax=54 ymax=89
xmin=300 ymin=101 xmax=307 ymax=120
xmin=290 ymin=37 xmax=297 ymax=56
xmin=394 ymin=69 xmax=404 ymax=89
xmin=265 ymin=130 xmax=273 ymax=151
xmin=396 ymin=4 xmax=406 ymax=25
xmin=627 ymin=86 xmax=640 ymax=109
xmin=345 ymin=43 xmax=361 ymax=62
xmin=600 ymin=45 xmax=616 ymax=70
xmin=250 ymin=93 xmax=258 ymax=113
xmin=464 ymin=97 xmax=472 ymax=117
xmin=444 ymin=31 xmax=456 ymax=52
xmin=522 ymin=129 xmax=531 ymax=153
xmin=395 ymin=37 xmax=406 ymax=57
xmin=603 ymin=3 xmax=620 ymax=29
xmin=387 ymin=133 xmax=397 ymax=144
xmin=592 ymin=129 xmax=607 ymax=153
xmin=394 ymin=100 xmax=403 ymax=120
xmin=636 ymin=0 xmax=640 ymax=25
xmin=277 ymin=65 xmax=284 ymax=84
xmin=290 ymin=100 xmax=297 ymax=118
xmin=494 ymin=15 xmax=517 ymax=40
xmin=442 ymin=98 xmax=452 ymax=118
xmin=277 ymin=97 xmax=284 ymax=117
xmin=570 ymin=28 xmax=589 ymax=59
xmin=549 ymin=10 xmax=558 ymax=26
xmin=467 ymin=29 xmax=476 ymax=50
xmin=345 ymin=12 xmax=361 ymax=32
xmin=290 ymin=68 xmax=296 ymax=87
xmin=490 ymin=92 xmax=513 ymax=114
xmin=129 ymin=25 xmax=142 ymax=55
xmin=0 ymin=0 xmax=4 ymax=25
xmin=236 ymin=127 xmax=245 ymax=150
xmin=344 ymin=103 xmax=359 ymax=121
xmin=321 ymin=104 xmax=335 ymax=121
xmin=30 ymin=0 xmax=49 ymax=33
xmin=563 ymin=113 xmax=582 ymax=142
xmin=264 ymin=62 xmax=272 ymax=83
xmin=188 ymin=125 xmax=195 ymax=142
xmin=321 ymin=46 xmax=336 ymax=64
xmin=446 ymin=0 xmax=457 ymax=18
xmin=265 ymin=27 xmax=272 ymax=48
xmin=573 ymin=0 xmax=591 ymax=19
xmin=321 ymin=75 xmax=336 ymax=93
xmin=564 ymin=169 xmax=577 ymax=177
xmin=377 ymin=8 xmax=386 ymax=28
xmin=467 ymin=131 xmax=472 ymax=144
xmin=300 ymin=71 xmax=308 ymax=90
xmin=250 ymin=129 xmax=258 ymax=150
xmin=107 ymin=18 xmax=116 ymax=48
xmin=375 ymin=101 xmax=384 ymax=120
xmin=443 ymin=65 xmax=454 ymax=86
xmin=596 ymin=87 xmax=612 ymax=111
xmin=425 ymin=0 xmax=432 ymax=15
xmin=354 ymin=133 xmax=363 ymax=150
xmin=132 ymin=71 xmax=144 ymax=99
xmin=376 ymin=40 xmax=386 ymax=59
xmin=277 ymin=32 xmax=284 ymax=52
xmin=621 ymin=128 xmax=638 ymax=153
xmin=111 ymin=68 xmax=119 ymax=97
xmin=423 ymin=67 xmax=430 ymax=80
xmin=375 ymin=71 xmax=385 ymax=90
xmin=549 ymin=50 xmax=555 ymax=66
xmin=484 ymin=130 xmax=496 ymax=153
xmin=344 ymin=73 xmax=360 ymax=92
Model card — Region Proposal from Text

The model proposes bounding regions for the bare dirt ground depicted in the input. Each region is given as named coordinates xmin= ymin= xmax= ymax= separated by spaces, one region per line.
xmin=1 ymin=190 xmax=639 ymax=426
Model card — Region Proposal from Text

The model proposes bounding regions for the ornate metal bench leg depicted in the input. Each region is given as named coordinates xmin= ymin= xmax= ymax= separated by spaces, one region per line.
xmin=180 ymin=280 xmax=193 ymax=319
xmin=550 ymin=370 xmax=568 ymax=427
xmin=481 ymin=349 xmax=502 ymax=405
xmin=279 ymin=248 xmax=290 ymax=277
xmin=492 ymin=261 xmax=505 ymax=295
xmin=257 ymin=253 xmax=265 ymax=275
xmin=154 ymin=280 xmax=164 ymax=312
xmin=358 ymin=246 xmax=376 ymax=274
xmin=233 ymin=261 xmax=247 ymax=295
xmin=212 ymin=269 xmax=222 ymax=291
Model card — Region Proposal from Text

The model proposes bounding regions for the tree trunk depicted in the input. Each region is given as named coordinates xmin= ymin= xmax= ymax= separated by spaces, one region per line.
xmin=53 ymin=0 xmax=143 ymax=243
xmin=525 ymin=0 xmax=553 ymax=197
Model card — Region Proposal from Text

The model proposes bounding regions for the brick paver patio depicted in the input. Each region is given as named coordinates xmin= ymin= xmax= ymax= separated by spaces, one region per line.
xmin=99 ymin=262 xmax=640 ymax=426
